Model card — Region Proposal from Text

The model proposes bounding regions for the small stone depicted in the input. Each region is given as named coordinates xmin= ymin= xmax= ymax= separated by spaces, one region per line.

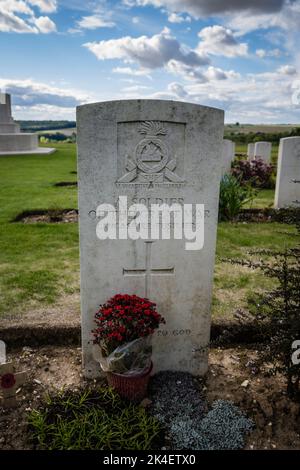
xmin=0 ymin=437 xmax=5 ymax=444
xmin=34 ymin=379 xmax=42 ymax=385
xmin=241 ymin=380 xmax=250 ymax=388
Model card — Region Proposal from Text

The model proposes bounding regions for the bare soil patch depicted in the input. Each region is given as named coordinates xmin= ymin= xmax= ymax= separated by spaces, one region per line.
xmin=13 ymin=209 xmax=78 ymax=224
xmin=237 ymin=208 xmax=300 ymax=224
xmin=0 ymin=347 xmax=299 ymax=450
xmin=54 ymin=181 xmax=77 ymax=187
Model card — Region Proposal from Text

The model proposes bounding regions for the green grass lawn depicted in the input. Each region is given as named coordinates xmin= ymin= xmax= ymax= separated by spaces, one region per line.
xmin=0 ymin=143 xmax=299 ymax=322
xmin=0 ymin=144 xmax=79 ymax=317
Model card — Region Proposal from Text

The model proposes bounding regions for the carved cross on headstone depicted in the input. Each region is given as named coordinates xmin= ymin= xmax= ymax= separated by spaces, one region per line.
xmin=0 ymin=361 xmax=28 ymax=408
xmin=123 ymin=241 xmax=174 ymax=298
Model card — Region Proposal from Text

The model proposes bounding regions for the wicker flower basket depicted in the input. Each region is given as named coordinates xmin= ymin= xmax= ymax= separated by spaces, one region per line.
xmin=106 ymin=362 xmax=153 ymax=402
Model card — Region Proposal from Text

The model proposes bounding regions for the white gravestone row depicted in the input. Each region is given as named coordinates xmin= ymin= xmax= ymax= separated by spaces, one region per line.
xmin=254 ymin=141 xmax=272 ymax=163
xmin=247 ymin=143 xmax=255 ymax=161
xmin=0 ymin=340 xmax=6 ymax=363
xmin=275 ymin=137 xmax=300 ymax=208
xmin=221 ymin=139 xmax=235 ymax=177
xmin=77 ymin=99 xmax=224 ymax=378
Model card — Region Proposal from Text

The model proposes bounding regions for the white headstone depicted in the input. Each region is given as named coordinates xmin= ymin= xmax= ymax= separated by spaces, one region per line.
xmin=0 ymin=340 xmax=6 ymax=364
xmin=254 ymin=141 xmax=272 ymax=163
xmin=221 ymin=139 xmax=235 ymax=176
xmin=274 ymin=137 xmax=300 ymax=208
xmin=247 ymin=143 xmax=255 ymax=161
xmin=77 ymin=99 xmax=224 ymax=378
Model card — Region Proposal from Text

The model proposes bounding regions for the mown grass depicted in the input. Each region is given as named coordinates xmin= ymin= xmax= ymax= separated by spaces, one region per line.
xmin=0 ymin=143 xmax=298 ymax=321
xmin=0 ymin=144 xmax=79 ymax=316
xmin=213 ymin=222 xmax=299 ymax=319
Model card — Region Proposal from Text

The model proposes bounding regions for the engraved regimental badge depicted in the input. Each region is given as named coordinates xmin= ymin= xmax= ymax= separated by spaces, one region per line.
xmin=118 ymin=121 xmax=184 ymax=183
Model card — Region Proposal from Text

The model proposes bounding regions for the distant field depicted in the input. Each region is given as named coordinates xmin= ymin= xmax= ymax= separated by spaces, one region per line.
xmin=17 ymin=121 xmax=300 ymax=138
xmin=37 ymin=128 xmax=76 ymax=136
xmin=225 ymin=124 xmax=300 ymax=134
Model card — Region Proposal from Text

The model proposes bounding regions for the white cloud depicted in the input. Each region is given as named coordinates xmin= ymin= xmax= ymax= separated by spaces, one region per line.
xmin=0 ymin=10 xmax=36 ymax=33
xmin=167 ymin=82 xmax=188 ymax=97
xmin=204 ymin=66 xmax=239 ymax=81
xmin=0 ymin=78 xmax=89 ymax=108
xmin=255 ymin=48 xmax=281 ymax=58
xmin=226 ymin=1 xmax=300 ymax=34
xmin=0 ymin=0 xmax=57 ymax=33
xmin=155 ymin=66 xmax=300 ymax=123
xmin=1 ymin=0 xmax=33 ymax=15
xmin=34 ymin=15 xmax=56 ymax=33
xmin=13 ymin=103 xmax=77 ymax=120
xmin=122 ymin=85 xmax=152 ymax=92
xmin=166 ymin=59 xmax=239 ymax=83
xmin=28 ymin=0 xmax=57 ymax=13
xmin=166 ymin=59 xmax=207 ymax=82
xmin=112 ymin=66 xmax=152 ymax=78
xmin=77 ymin=15 xmax=115 ymax=30
xmin=278 ymin=65 xmax=297 ymax=75
xmin=84 ymin=27 xmax=209 ymax=69
xmin=168 ymin=12 xmax=191 ymax=23
xmin=197 ymin=25 xmax=248 ymax=57
xmin=132 ymin=16 xmax=140 ymax=24
xmin=123 ymin=0 xmax=285 ymax=18
xmin=256 ymin=49 xmax=266 ymax=58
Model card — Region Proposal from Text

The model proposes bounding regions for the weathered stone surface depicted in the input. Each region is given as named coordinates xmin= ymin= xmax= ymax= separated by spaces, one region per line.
xmin=0 ymin=134 xmax=38 ymax=151
xmin=77 ymin=99 xmax=224 ymax=378
xmin=254 ymin=141 xmax=272 ymax=163
xmin=247 ymin=143 xmax=255 ymax=161
xmin=0 ymin=93 xmax=55 ymax=155
xmin=275 ymin=136 xmax=300 ymax=208
xmin=221 ymin=139 xmax=235 ymax=176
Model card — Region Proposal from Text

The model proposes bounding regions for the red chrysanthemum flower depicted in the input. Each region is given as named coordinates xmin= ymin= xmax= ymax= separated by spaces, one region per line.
xmin=92 ymin=293 xmax=165 ymax=354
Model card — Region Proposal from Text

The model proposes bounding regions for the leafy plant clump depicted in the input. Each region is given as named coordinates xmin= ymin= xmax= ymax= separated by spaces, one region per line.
xmin=28 ymin=387 xmax=162 ymax=450
xmin=226 ymin=246 xmax=300 ymax=399
xmin=231 ymin=158 xmax=274 ymax=189
xmin=219 ymin=174 xmax=256 ymax=221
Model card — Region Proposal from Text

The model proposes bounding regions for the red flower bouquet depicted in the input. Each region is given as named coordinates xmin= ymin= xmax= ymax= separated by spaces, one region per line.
xmin=93 ymin=294 xmax=165 ymax=375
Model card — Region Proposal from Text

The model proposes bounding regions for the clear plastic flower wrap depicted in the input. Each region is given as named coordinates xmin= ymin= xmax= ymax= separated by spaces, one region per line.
xmin=94 ymin=336 xmax=152 ymax=376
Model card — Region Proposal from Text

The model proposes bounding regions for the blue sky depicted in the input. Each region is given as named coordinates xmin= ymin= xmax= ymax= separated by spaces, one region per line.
xmin=1 ymin=0 xmax=300 ymax=123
